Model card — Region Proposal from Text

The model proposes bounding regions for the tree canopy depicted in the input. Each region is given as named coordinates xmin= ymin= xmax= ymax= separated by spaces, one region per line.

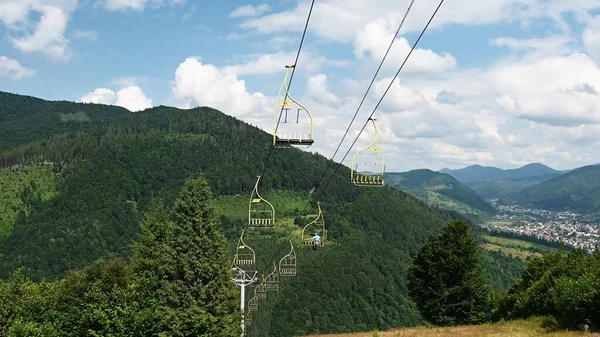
xmin=408 ymin=220 xmax=493 ymax=326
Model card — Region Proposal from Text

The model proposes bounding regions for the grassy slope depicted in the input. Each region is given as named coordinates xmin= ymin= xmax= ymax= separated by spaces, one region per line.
xmin=0 ymin=163 xmax=59 ymax=237
xmin=303 ymin=318 xmax=582 ymax=337
xmin=385 ymin=170 xmax=495 ymax=219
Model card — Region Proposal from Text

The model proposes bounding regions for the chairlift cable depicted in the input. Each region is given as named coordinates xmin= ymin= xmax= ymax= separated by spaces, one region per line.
xmin=261 ymin=0 xmax=446 ymax=269
xmin=311 ymin=0 xmax=446 ymax=203
xmin=309 ymin=0 xmax=416 ymax=196
xmin=259 ymin=0 xmax=316 ymax=179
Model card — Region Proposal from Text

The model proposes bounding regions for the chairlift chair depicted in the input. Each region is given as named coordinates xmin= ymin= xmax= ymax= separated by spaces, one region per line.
xmin=351 ymin=118 xmax=385 ymax=186
xmin=248 ymin=295 xmax=258 ymax=312
xmin=231 ymin=230 xmax=256 ymax=275
xmin=301 ymin=202 xmax=326 ymax=248
xmin=255 ymin=277 xmax=267 ymax=299
xmin=265 ymin=263 xmax=280 ymax=291
xmin=273 ymin=65 xmax=315 ymax=147
xmin=278 ymin=241 xmax=297 ymax=276
xmin=248 ymin=176 xmax=275 ymax=227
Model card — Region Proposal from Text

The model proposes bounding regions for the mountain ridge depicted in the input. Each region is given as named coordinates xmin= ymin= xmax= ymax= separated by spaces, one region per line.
xmin=499 ymin=165 xmax=600 ymax=213
xmin=438 ymin=163 xmax=566 ymax=183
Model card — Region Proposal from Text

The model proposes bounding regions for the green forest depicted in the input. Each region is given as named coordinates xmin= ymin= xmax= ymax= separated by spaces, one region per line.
xmin=0 ymin=91 xmax=590 ymax=336
xmin=500 ymin=165 xmax=600 ymax=213
xmin=384 ymin=169 xmax=495 ymax=222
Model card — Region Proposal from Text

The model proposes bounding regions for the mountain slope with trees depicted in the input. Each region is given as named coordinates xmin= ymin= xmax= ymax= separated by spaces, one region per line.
xmin=465 ymin=174 xmax=561 ymax=200
xmin=0 ymin=91 xmax=526 ymax=336
xmin=0 ymin=177 xmax=241 ymax=336
xmin=385 ymin=169 xmax=495 ymax=216
xmin=499 ymin=165 xmax=600 ymax=213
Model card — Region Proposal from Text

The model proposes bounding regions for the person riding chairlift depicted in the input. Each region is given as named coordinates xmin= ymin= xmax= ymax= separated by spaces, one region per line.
xmin=312 ymin=233 xmax=321 ymax=250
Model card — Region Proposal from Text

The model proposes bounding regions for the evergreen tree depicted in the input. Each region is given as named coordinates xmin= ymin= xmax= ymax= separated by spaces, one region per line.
xmin=407 ymin=220 xmax=492 ymax=326
xmin=132 ymin=178 xmax=240 ymax=336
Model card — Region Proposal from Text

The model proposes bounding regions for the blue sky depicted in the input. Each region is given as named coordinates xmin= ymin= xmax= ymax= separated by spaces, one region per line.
xmin=2 ymin=0 xmax=600 ymax=172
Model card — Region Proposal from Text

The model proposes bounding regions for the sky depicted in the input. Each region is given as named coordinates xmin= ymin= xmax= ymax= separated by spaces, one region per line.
xmin=2 ymin=0 xmax=600 ymax=172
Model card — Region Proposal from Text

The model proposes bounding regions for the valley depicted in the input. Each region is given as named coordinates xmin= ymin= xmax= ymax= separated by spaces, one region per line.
xmin=484 ymin=201 xmax=600 ymax=253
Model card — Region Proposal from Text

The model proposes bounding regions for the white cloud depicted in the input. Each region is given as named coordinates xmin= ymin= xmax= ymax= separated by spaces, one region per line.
xmin=0 ymin=2 xmax=30 ymax=26
xmin=81 ymin=88 xmax=117 ymax=105
xmin=172 ymin=57 xmax=271 ymax=118
xmin=110 ymin=76 xmax=150 ymax=88
xmin=0 ymin=56 xmax=36 ymax=80
xmin=229 ymin=4 xmax=271 ymax=18
xmin=302 ymin=42 xmax=600 ymax=171
xmin=305 ymin=74 xmax=339 ymax=105
xmin=102 ymin=0 xmax=186 ymax=11
xmin=115 ymin=86 xmax=153 ymax=111
xmin=354 ymin=17 xmax=456 ymax=73
xmin=222 ymin=51 xmax=325 ymax=76
xmin=490 ymin=34 xmax=574 ymax=55
xmin=0 ymin=1 xmax=77 ymax=61
xmin=374 ymin=78 xmax=428 ymax=112
xmin=488 ymin=53 xmax=600 ymax=126
xmin=181 ymin=4 xmax=196 ymax=21
xmin=104 ymin=0 xmax=147 ymax=11
xmin=226 ymin=32 xmax=244 ymax=40
xmin=583 ymin=15 xmax=600 ymax=65
xmin=73 ymin=29 xmax=99 ymax=41
xmin=80 ymin=86 xmax=153 ymax=111
xmin=238 ymin=0 xmax=600 ymax=43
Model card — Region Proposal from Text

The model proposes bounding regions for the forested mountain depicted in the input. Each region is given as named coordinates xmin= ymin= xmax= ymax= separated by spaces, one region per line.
xmin=439 ymin=165 xmax=504 ymax=182
xmin=384 ymin=169 xmax=495 ymax=217
xmin=500 ymin=165 xmax=600 ymax=213
xmin=440 ymin=163 xmax=563 ymax=183
xmin=0 ymin=91 xmax=522 ymax=336
xmin=465 ymin=174 xmax=561 ymax=200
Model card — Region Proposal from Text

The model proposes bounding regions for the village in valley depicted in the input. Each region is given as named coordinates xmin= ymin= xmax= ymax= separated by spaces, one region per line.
xmin=485 ymin=200 xmax=600 ymax=253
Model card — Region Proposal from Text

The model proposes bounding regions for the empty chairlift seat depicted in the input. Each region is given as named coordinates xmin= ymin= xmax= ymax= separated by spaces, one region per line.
xmin=231 ymin=230 xmax=256 ymax=275
xmin=265 ymin=263 xmax=280 ymax=291
xmin=278 ymin=241 xmax=297 ymax=276
xmin=248 ymin=176 xmax=275 ymax=227
xmin=248 ymin=296 xmax=258 ymax=312
xmin=351 ymin=118 xmax=385 ymax=187
xmin=273 ymin=65 xmax=315 ymax=147
xmin=255 ymin=278 xmax=267 ymax=299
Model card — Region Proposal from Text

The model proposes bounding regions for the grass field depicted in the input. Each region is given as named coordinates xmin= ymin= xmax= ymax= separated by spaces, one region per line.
xmin=404 ymin=188 xmax=491 ymax=222
xmin=303 ymin=318 xmax=589 ymax=337
xmin=482 ymin=243 xmax=543 ymax=259
xmin=483 ymin=235 xmax=554 ymax=253
xmin=216 ymin=189 xmax=327 ymax=246
xmin=481 ymin=235 xmax=554 ymax=259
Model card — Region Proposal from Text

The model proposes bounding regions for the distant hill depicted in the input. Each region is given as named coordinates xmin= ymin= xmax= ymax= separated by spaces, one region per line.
xmin=500 ymin=165 xmax=600 ymax=213
xmin=385 ymin=169 xmax=496 ymax=216
xmin=465 ymin=174 xmax=562 ymax=200
xmin=439 ymin=165 xmax=504 ymax=182
xmin=440 ymin=163 xmax=564 ymax=183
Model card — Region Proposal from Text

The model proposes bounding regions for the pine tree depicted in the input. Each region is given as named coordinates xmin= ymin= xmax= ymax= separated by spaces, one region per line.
xmin=407 ymin=220 xmax=492 ymax=326
xmin=132 ymin=178 xmax=240 ymax=336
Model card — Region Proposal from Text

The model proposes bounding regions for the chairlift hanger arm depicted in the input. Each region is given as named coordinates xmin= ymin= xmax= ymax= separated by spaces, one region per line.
xmin=351 ymin=119 xmax=385 ymax=179
xmin=248 ymin=175 xmax=276 ymax=226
